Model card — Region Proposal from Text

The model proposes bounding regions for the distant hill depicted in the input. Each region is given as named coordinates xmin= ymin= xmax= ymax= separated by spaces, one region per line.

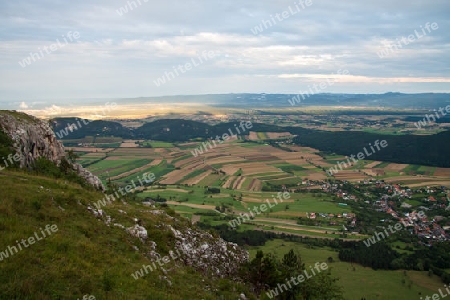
xmin=134 ymin=119 xmax=211 ymax=140
xmin=52 ymin=118 xmax=133 ymax=139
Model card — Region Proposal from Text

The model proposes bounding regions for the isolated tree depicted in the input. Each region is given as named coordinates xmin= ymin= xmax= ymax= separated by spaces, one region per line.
xmin=241 ymin=250 xmax=279 ymax=295
xmin=279 ymin=249 xmax=304 ymax=300
xmin=66 ymin=149 xmax=79 ymax=164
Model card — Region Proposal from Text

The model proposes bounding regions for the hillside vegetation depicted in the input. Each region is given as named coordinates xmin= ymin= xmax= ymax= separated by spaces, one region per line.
xmin=0 ymin=169 xmax=252 ymax=299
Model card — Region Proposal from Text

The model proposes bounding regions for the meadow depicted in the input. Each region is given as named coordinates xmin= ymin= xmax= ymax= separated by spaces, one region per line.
xmin=251 ymin=239 xmax=443 ymax=300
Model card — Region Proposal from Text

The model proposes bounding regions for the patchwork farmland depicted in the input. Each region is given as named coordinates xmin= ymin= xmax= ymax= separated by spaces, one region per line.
xmin=72 ymin=136 xmax=450 ymax=240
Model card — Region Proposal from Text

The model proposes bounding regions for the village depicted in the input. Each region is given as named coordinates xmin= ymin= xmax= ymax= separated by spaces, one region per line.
xmin=296 ymin=178 xmax=450 ymax=245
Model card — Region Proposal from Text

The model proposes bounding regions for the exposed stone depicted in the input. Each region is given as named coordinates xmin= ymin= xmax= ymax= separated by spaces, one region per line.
xmin=167 ymin=224 xmax=249 ymax=279
xmin=0 ymin=111 xmax=104 ymax=191
xmin=127 ymin=224 xmax=148 ymax=242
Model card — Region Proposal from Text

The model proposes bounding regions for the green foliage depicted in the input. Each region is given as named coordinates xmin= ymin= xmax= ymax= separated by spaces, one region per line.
xmin=338 ymin=240 xmax=450 ymax=285
xmin=31 ymin=157 xmax=92 ymax=189
xmin=0 ymin=169 xmax=255 ymax=299
xmin=339 ymin=241 xmax=399 ymax=270
xmin=241 ymin=249 xmax=344 ymax=299
xmin=52 ymin=118 xmax=133 ymax=139
xmin=0 ymin=129 xmax=19 ymax=168
xmin=0 ymin=130 xmax=12 ymax=151
xmin=66 ymin=149 xmax=80 ymax=164
xmin=289 ymin=126 xmax=450 ymax=167
xmin=205 ymin=187 xmax=221 ymax=194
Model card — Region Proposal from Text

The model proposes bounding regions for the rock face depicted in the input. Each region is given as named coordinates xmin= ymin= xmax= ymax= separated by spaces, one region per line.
xmin=167 ymin=224 xmax=249 ymax=279
xmin=139 ymin=210 xmax=248 ymax=280
xmin=0 ymin=111 xmax=104 ymax=190
xmin=71 ymin=163 xmax=105 ymax=191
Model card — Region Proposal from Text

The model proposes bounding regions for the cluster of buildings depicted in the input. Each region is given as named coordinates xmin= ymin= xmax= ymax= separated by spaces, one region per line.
xmin=297 ymin=179 xmax=450 ymax=244
xmin=372 ymin=185 xmax=450 ymax=245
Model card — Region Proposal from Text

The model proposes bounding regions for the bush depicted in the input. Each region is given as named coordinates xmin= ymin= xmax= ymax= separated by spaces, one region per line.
xmin=31 ymin=157 xmax=92 ymax=189
xmin=205 ymin=187 xmax=220 ymax=194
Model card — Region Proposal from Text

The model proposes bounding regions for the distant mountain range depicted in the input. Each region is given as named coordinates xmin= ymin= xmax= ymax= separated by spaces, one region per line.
xmin=8 ymin=93 xmax=450 ymax=111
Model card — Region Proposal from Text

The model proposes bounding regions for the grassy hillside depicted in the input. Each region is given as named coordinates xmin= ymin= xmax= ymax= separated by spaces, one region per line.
xmin=250 ymin=240 xmax=442 ymax=300
xmin=0 ymin=169 xmax=252 ymax=300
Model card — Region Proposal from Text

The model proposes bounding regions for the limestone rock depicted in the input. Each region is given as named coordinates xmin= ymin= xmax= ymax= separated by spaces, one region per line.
xmin=0 ymin=111 xmax=104 ymax=191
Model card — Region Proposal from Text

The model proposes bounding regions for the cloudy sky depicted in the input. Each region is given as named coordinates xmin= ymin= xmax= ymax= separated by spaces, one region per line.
xmin=1 ymin=0 xmax=449 ymax=107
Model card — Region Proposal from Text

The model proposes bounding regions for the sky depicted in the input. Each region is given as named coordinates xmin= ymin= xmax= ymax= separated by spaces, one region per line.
xmin=1 ymin=0 xmax=449 ymax=109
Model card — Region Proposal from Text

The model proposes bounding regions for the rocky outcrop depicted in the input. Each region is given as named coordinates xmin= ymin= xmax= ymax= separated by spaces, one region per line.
xmin=167 ymin=224 xmax=249 ymax=279
xmin=71 ymin=163 xmax=105 ymax=191
xmin=0 ymin=110 xmax=104 ymax=190
xmin=137 ymin=210 xmax=248 ymax=280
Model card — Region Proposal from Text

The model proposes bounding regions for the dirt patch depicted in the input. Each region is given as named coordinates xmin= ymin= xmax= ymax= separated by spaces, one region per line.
xmin=120 ymin=140 xmax=139 ymax=148
xmin=222 ymin=162 xmax=281 ymax=176
xmin=365 ymin=161 xmax=381 ymax=168
xmin=220 ymin=165 xmax=241 ymax=175
xmin=362 ymin=169 xmax=385 ymax=177
xmin=166 ymin=201 xmax=215 ymax=210
xmin=248 ymin=132 xmax=259 ymax=140
xmin=191 ymin=215 xmax=201 ymax=224
xmin=104 ymin=156 xmax=123 ymax=161
xmin=206 ymin=156 xmax=246 ymax=164
xmin=243 ymin=197 xmax=264 ymax=203
xmin=234 ymin=176 xmax=246 ymax=189
xmin=407 ymin=181 xmax=450 ymax=187
xmin=304 ymin=172 xmax=327 ymax=181
xmin=160 ymin=163 xmax=206 ymax=184
xmin=147 ymin=188 xmax=189 ymax=193
xmin=183 ymin=170 xmax=211 ymax=185
xmin=248 ymin=178 xmax=262 ymax=191
xmin=383 ymin=176 xmax=436 ymax=183
xmin=223 ymin=176 xmax=237 ymax=189
xmin=71 ymin=147 xmax=113 ymax=153
xmin=384 ymin=163 xmax=409 ymax=171
xmin=434 ymin=168 xmax=450 ymax=176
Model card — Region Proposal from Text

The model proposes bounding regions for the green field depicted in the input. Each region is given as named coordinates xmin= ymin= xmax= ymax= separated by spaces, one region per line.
xmin=198 ymin=173 xmax=223 ymax=186
xmin=120 ymin=160 xmax=175 ymax=185
xmin=374 ymin=161 xmax=391 ymax=168
xmin=250 ymin=239 xmax=441 ymax=300
xmin=180 ymin=169 xmax=208 ymax=182
xmin=88 ymin=158 xmax=152 ymax=178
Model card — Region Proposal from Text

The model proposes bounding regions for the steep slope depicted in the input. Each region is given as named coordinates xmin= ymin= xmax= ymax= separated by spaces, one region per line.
xmin=0 ymin=169 xmax=251 ymax=299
